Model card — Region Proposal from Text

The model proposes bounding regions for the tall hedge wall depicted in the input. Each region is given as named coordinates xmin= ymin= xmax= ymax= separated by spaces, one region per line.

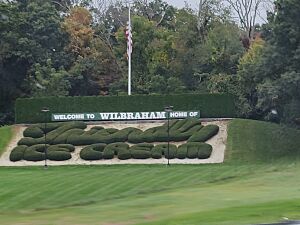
xmin=15 ymin=94 xmax=235 ymax=123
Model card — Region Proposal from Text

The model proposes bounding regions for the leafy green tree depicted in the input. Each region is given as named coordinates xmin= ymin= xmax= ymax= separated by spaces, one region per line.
xmin=0 ymin=0 xmax=69 ymax=123
xmin=30 ymin=59 xmax=70 ymax=97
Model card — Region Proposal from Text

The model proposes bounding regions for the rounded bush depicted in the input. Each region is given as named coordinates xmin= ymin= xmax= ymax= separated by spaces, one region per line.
xmin=23 ymin=145 xmax=46 ymax=161
xmin=152 ymin=144 xmax=177 ymax=159
xmin=151 ymin=148 xmax=162 ymax=159
xmin=130 ymin=143 xmax=154 ymax=151
xmin=53 ymin=129 xmax=84 ymax=144
xmin=79 ymin=143 xmax=106 ymax=160
xmin=127 ymin=129 xmax=144 ymax=143
xmin=117 ymin=149 xmax=131 ymax=160
xmin=181 ymin=142 xmax=213 ymax=159
xmin=47 ymin=151 xmax=71 ymax=161
xmin=197 ymin=143 xmax=213 ymax=159
xmin=103 ymin=148 xmax=114 ymax=159
xmin=23 ymin=126 xmax=44 ymax=138
xmin=131 ymin=150 xmax=151 ymax=159
xmin=10 ymin=145 xmax=27 ymax=162
xmin=80 ymin=147 xmax=102 ymax=160
xmin=105 ymin=142 xmax=129 ymax=155
xmin=18 ymin=137 xmax=41 ymax=146
xmin=47 ymin=144 xmax=75 ymax=152
xmin=188 ymin=125 xmax=219 ymax=142
xmin=176 ymin=145 xmax=188 ymax=159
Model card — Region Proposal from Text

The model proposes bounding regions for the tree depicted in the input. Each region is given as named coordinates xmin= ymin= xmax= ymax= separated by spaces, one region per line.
xmin=224 ymin=0 xmax=273 ymax=40
xmin=235 ymin=0 xmax=300 ymax=125
xmin=0 ymin=0 xmax=69 ymax=123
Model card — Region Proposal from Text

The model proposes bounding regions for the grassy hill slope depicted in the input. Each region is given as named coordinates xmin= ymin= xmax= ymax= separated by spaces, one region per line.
xmin=227 ymin=119 xmax=300 ymax=162
xmin=0 ymin=126 xmax=12 ymax=156
xmin=0 ymin=119 xmax=300 ymax=225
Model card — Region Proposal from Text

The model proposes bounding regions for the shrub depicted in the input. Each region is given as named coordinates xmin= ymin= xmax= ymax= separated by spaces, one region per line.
xmin=188 ymin=125 xmax=219 ymax=142
xmin=198 ymin=144 xmax=213 ymax=159
xmin=131 ymin=150 xmax=151 ymax=159
xmin=18 ymin=122 xmax=87 ymax=146
xmin=103 ymin=148 xmax=114 ymax=159
xmin=117 ymin=149 xmax=131 ymax=160
xmin=105 ymin=128 xmax=118 ymax=134
xmin=47 ymin=144 xmax=75 ymax=152
xmin=15 ymin=94 xmax=236 ymax=124
xmin=37 ymin=122 xmax=67 ymax=133
xmin=151 ymin=147 xmax=162 ymax=159
xmin=127 ymin=129 xmax=144 ymax=143
xmin=130 ymin=143 xmax=154 ymax=151
xmin=47 ymin=151 xmax=72 ymax=161
xmin=169 ymin=118 xmax=201 ymax=133
xmin=176 ymin=145 xmax=188 ymax=159
xmin=67 ymin=134 xmax=98 ymax=145
xmin=53 ymin=129 xmax=84 ymax=144
xmin=152 ymin=144 xmax=177 ymax=159
xmin=23 ymin=144 xmax=48 ymax=161
xmin=181 ymin=142 xmax=213 ymax=159
xmin=23 ymin=126 xmax=44 ymax=138
xmin=9 ymin=145 xmax=27 ymax=162
xmin=18 ymin=137 xmax=39 ymax=146
xmin=46 ymin=121 xmax=87 ymax=144
xmin=105 ymin=142 xmax=129 ymax=155
xmin=80 ymin=147 xmax=101 ymax=160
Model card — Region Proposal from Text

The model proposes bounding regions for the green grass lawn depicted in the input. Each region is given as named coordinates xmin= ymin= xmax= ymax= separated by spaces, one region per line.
xmin=0 ymin=126 xmax=12 ymax=156
xmin=0 ymin=119 xmax=300 ymax=225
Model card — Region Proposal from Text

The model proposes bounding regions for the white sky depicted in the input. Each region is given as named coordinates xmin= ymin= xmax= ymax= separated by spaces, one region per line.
xmin=165 ymin=0 xmax=271 ymax=25
xmin=165 ymin=0 xmax=198 ymax=9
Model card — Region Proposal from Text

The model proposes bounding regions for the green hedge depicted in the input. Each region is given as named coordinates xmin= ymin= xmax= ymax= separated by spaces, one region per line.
xmin=80 ymin=143 xmax=106 ymax=160
xmin=15 ymin=94 xmax=235 ymax=123
xmin=23 ymin=126 xmax=44 ymax=138
xmin=188 ymin=125 xmax=219 ymax=142
xmin=179 ymin=142 xmax=213 ymax=159
xmin=9 ymin=145 xmax=27 ymax=162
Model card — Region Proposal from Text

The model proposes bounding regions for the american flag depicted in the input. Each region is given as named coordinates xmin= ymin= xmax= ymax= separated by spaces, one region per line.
xmin=125 ymin=21 xmax=132 ymax=58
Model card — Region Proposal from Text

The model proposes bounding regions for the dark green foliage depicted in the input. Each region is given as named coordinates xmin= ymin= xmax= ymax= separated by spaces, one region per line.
xmin=18 ymin=122 xmax=87 ymax=146
xmin=130 ymin=143 xmax=154 ymax=151
xmin=198 ymin=144 xmax=213 ymax=159
xmin=36 ymin=122 xmax=67 ymax=133
xmin=18 ymin=137 xmax=40 ymax=146
xmin=23 ymin=126 xmax=44 ymax=138
xmin=127 ymin=129 xmax=144 ymax=143
xmin=188 ymin=125 xmax=219 ymax=142
xmin=23 ymin=144 xmax=48 ymax=161
xmin=131 ymin=150 xmax=152 ymax=159
xmin=47 ymin=144 xmax=75 ymax=152
xmin=176 ymin=145 xmax=188 ymax=159
xmin=151 ymin=147 xmax=163 ymax=159
xmin=106 ymin=142 xmax=129 ymax=155
xmin=9 ymin=145 xmax=27 ymax=162
xmin=47 ymin=151 xmax=72 ymax=161
xmin=15 ymin=94 xmax=235 ymax=123
xmin=152 ymin=144 xmax=177 ymax=159
xmin=109 ymin=127 xmax=137 ymax=143
xmin=80 ymin=143 xmax=107 ymax=161
xmin=103 ymin=148 xmax=114 ymax=159
xmin=54 ymin=129 xmax=84 ymax=144
xmin=181 ymin=142 xmax=213 ymax=159
xmin=117 ymin=149 xmax=131 ymax=160
xmin=80 ymin=143 xmax=106 ymax=160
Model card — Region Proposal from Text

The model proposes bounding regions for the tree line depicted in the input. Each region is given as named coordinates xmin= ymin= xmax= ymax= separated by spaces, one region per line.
xmin=0 ymin=0 xmax=299 ymax=127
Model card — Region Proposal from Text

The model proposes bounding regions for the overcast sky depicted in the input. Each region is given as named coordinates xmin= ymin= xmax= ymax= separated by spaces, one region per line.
xmin=164 ymin=0 xmax=270 ymax=24
xmin=165 ymin=0 xmax=198 ymax=9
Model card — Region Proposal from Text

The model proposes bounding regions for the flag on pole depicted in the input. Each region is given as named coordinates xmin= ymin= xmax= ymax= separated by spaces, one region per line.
xmin=125 ymin=21 xmax=133 ymax=58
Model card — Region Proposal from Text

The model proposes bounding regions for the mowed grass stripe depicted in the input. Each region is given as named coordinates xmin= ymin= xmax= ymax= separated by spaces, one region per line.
xmin=0 ymin=126 xmax=12 ymax=156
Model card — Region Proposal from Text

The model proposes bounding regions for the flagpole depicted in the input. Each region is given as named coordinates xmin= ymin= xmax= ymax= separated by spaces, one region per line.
xmin=128 ymin=3 xmax=132 ymax=96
